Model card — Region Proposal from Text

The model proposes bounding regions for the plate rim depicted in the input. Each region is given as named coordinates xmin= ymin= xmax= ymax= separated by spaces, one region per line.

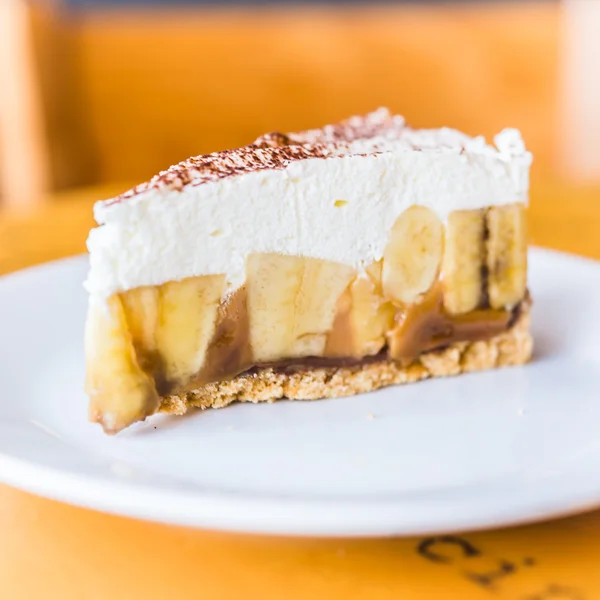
xmin=3 ymin=449 xmax=600 ymax=537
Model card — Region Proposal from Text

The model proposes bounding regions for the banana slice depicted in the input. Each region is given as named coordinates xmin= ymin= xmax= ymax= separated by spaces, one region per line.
xmin=246 ymin=253 xmax=355 ymax=361
xmin=156 ymin=274 xmax=225 ymax=384
xmin=382 ymin=206 xmax=444 ymax=304
xmin=291 ymin=257 xmax=356 ymax=356
xmin=442 ymin=209 xmax=485 ymax=314
xmin=121 ymin=285 xmax=159 ymax=370
xmin=246 ymin=253 xmax=304 ymax=362
xmin=486 ymin=203 xmax=527 ymax=309
xmin=345 ymin=275 xmax=395 ymax=357
xmin=86 ymin=296 xmax=159 ymax=433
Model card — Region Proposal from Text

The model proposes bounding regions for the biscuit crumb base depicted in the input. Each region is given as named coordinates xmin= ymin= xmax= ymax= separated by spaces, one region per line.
xmin=159 ymin=309 xmax=532 ymax=416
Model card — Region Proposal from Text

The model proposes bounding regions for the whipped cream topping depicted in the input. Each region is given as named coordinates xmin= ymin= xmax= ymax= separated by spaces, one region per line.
xmin=86 ymin=108 xmax=532 ymax=298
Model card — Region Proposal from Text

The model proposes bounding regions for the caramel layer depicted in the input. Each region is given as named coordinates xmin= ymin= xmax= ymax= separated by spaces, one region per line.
xmin=387 ymin=283 xmax=513 ymax=365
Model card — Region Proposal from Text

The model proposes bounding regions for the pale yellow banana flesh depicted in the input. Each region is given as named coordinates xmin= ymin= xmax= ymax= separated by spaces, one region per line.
xmin=486 ymin=203 xmax=528 ymax=309
xmin=382 ymin=205 xmax=444 ymax=305
xmin=245 ymin=253 xmax=304 ymax=362
xmin=347 ymin=276 xmax=395 ymax=357
xmin=442 ymin=209 xmax=486 ymax=315
xmin=85 ymin=296 xmax=159 ymax=434
xmin=246 ymin=253 xmax=355 ymax=362
xmin=156 ymin=275 xmax=225 ymax=383
xmin=121 ymin=285 xmax=159 ymax=370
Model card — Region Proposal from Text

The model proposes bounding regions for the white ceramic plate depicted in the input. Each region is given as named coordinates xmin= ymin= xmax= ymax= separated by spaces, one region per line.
xmin=0 ymin=248 xmax=599 ymax=537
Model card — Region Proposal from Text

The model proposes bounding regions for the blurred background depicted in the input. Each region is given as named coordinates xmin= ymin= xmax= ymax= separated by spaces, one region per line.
xmin=0 ymin=0 xmax=598 ymax=211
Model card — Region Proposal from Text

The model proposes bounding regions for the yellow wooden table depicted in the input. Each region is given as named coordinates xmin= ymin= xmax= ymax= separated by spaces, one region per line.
xmin=1 ymin=179 xmax=600 ymax=599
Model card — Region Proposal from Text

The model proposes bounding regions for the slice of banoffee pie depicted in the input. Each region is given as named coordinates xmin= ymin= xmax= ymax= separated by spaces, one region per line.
xmin=85 ymin=108 xmax=533 ymax=434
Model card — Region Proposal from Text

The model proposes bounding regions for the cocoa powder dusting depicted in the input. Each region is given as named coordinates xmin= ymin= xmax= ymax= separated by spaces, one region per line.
xmin=106 ymin=109 xmax=406 ymax=205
